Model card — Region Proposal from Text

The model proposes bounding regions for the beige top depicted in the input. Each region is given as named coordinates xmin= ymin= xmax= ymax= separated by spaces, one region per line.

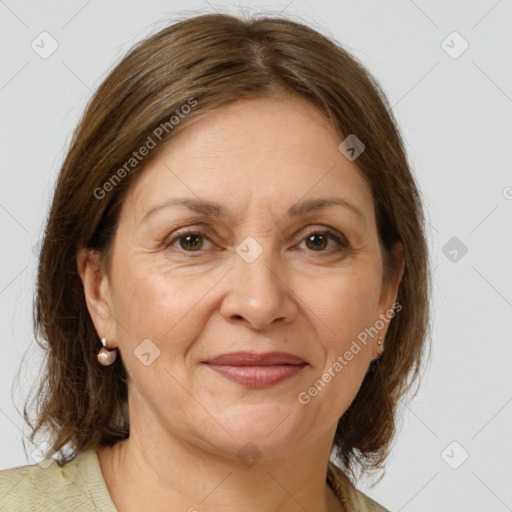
xmin=0 ymin=449 xmax=389 ymax=511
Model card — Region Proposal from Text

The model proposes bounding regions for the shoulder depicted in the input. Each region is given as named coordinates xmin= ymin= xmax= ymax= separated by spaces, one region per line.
xmin=357 ymin=492 xmax=391 ymax=512
xmin=327 ymin=461 xmax=391 ymax=512
xmin=0 ymin=449 xmax=117 ymax=511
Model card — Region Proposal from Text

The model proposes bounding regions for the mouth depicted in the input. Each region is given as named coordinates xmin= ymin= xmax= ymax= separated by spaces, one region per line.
xmin=203 ymin=351 xmax=307 ymax=389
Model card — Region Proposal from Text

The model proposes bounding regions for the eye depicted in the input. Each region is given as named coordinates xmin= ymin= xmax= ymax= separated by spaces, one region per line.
xmin=163 ymin=226 xmax=349 ymax=255
xmin=164 ymin=230 xmax=212 ymax=252
xmin=296 ymin=227 xmax=349 ymax=253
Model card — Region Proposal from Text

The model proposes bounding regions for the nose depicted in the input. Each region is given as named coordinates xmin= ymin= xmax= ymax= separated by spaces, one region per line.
xmin=219 ymin=241 xmax=298 ymax=331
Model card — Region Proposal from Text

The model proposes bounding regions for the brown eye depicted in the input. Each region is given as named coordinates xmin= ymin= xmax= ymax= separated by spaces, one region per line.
xmin=304 ymin=233 xmax=329 ymax=251
xmin=299 ymin=228 xmax=348 ymax=253
xmin=164 ymin=230 xmax=213 ymax=253
xmin=178 ymin=233 xmax=204 ymax=251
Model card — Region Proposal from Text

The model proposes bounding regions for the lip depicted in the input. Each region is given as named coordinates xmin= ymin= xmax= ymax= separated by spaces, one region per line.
xmin=204 ymin=351 xmax=307 ymax=388
xmin=205 ymin=351 xmax=306 ymax=366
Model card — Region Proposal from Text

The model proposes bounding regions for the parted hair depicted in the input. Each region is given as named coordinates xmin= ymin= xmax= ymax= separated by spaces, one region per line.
xmin=23 ymin=11 xmax=431 ymax=478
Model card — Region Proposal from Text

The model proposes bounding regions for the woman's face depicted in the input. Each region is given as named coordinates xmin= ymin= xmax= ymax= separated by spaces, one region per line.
xmin=82 ymin=94 xmax=403 ymax=458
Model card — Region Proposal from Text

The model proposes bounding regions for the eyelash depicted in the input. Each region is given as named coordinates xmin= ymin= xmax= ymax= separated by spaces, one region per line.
xmin=162 ymin=226 xmax=349 ymax=256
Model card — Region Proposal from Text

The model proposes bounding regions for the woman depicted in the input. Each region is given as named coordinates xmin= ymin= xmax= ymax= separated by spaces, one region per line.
xmin=0 ymin=12 xmax=430 ymax=512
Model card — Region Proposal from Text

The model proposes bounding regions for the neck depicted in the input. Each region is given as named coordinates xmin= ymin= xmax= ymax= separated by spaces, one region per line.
xmin=96 ymin=390 xmax=344 ymax=512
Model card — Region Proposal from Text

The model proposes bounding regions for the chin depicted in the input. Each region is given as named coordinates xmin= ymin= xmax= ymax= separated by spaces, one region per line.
xmin=193 ymin=404 xmax=308 ymax=457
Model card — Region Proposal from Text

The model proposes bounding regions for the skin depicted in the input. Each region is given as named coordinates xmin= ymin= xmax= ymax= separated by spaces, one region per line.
xmin=77 ymin=94 xmax=404 ymax=512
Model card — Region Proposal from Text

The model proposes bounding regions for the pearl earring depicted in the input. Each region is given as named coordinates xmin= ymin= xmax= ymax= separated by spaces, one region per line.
xmin=97 ymin=337 xmax=117 ymax=366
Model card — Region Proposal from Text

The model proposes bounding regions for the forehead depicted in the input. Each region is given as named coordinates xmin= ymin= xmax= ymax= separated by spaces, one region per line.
xmin=124 ymin=95 xmax=375 ymax=225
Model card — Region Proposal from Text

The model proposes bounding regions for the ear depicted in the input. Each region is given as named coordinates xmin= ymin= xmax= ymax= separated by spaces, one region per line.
xmin=375 ymin=241 xmax=405 ymax=341
xmin=77 ymin=246 xmax=117 ymax=347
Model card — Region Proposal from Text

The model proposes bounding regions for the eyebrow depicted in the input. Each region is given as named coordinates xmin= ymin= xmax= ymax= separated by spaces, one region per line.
xmin=142 ymin=196 xmax=367 ymax=225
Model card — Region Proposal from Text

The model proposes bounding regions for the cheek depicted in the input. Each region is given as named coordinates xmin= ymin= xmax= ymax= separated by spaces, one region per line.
xmin=298 ymin=276 xmax=377 ymax=421
xmin=293 ymin=266 xmax=380 ymax=413
xmin=111 ymin=267 xmax=213 ymax=405
xmin=112 ymin=260 xmax=222 ymax=352
xmin=298 ymin=264 xmax=382 ymax=348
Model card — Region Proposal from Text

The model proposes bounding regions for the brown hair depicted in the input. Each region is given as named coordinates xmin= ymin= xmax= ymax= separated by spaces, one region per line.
xmin=22 ymin=11 xmax=431 ymax=479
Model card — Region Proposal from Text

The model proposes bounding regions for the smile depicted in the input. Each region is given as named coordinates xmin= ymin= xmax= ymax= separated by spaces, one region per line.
xmin=204 ymin=351 xmax=307 ymax=388
xmin=206 ymin=363 xmax=307 ymax=388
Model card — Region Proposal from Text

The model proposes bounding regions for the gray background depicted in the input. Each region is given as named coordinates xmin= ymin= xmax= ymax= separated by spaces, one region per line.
xmin=1 ymin=0 xmax=511 ymax=510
